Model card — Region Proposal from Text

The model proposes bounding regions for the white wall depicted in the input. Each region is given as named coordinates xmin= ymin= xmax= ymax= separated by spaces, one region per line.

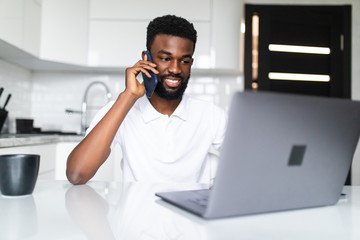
xmin=0 ymin=59 xmax=32 ymax=133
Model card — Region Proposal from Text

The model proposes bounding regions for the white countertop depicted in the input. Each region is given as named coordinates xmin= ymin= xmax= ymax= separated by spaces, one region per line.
xmin=0 ymin=134 xmax=83 ymax=148
xmin=0 ymin=180 xmax=359 ymax=240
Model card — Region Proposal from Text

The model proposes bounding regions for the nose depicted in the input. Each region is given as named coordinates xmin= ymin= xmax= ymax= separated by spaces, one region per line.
xmin=168 ymin=60 xmax=181 ymax=75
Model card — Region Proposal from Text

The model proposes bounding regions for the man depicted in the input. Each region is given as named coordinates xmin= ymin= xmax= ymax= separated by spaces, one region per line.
xmin=66 ymin=15 xmax=227 ymax=185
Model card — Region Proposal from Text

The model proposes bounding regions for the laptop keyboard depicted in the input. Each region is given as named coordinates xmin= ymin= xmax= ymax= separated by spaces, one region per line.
xmin=188 ymin=189 xmax=210 ymax=207
xmin=190 ymin=197 xmax=208 ymax=207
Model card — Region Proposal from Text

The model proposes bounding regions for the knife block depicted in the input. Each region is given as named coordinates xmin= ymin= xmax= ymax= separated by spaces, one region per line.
xmin=0 ymin=109 xmax=8 ymax=133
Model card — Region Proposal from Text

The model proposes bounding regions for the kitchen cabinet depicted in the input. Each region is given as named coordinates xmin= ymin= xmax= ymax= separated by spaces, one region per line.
xmin=0 ymin=0 xmax=88 ymax=66
xmin=88 ymin=20 xmax=212 ymax=68
xmin=88 ymin=20 xmax=148 ymax=67
xmin=89 ymin=0 xmax=211 ymax=21
xmin=0 ymin=0 xmax=241 ymax=71
xmin=0 ymin=0 xmax=23 ymax=50
xmin=0 ymin=143 xmax=57 ymax=180
xmin=212 ymin=0 xmax=242 ymax=70
xmin=22 ymin=0 xmax=41 ymax=57
xmin=88 ymin=0 xmax=241 ymax=70
xmin=0 ymin=141 xmax=122 ymax=182
xmin=55 ymin=142 xmax=123 ymax=182
xmin=88 ymin=0 xmax=212 ymax=68
xmin=40 ymin=0 xmax=88 ymax=65
xmin=0 ymin=0 xmax=41 ymax=57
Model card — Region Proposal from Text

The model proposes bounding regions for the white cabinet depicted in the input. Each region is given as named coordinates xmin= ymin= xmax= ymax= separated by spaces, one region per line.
xmin=0 ymin=141 xmax=122 ymax=182
xmin=89 ymin=0 xmax=211 ymax=21
xmin=55 ymin=142 xmax=123 ymax=182
xmin=87 ymin=0 xmax=212 ymax=68
xmin=211 ymin=0 xmax=242 ymax=70
xmin=22 ymin=0 xmax=41 ymax=56
xmin=88 ymin=20 xmax=212 ymax=68
xmin=0 ymin=0 xmax=41 ymax=57
xmin=1 ymin=0 xmax=241 ymax=71
xmin=192 ymin=22 xmax=212 ymax=69
xmin=0 ymin=0 xmax=23 ymax=49
xmin=53 ymin=142 xmax=75 ymax=181
xmin=40 ymin=0 xmax=88 ymax=65
xmin=88 ymin=0 xmax=241 ymax=70
xmin=88 ymin=20 xmax=148 ymax=67
xmin=0 ymin=144 xmax=57 ymax=180
xmin=0 ymin=0 xmax=88 ymax=65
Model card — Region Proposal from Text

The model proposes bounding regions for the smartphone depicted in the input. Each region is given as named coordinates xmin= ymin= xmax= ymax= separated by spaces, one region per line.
xmin=141 ymin=50 xmax=158 ymax=98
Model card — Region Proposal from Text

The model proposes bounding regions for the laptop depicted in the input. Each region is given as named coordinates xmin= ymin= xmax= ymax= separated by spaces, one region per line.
xmin=155 ymin=91 xmax=360 ymax=219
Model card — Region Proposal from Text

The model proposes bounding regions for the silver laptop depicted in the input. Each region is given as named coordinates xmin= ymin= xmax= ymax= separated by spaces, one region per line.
xmin=156 ymin=91 xmax=360 ymax=219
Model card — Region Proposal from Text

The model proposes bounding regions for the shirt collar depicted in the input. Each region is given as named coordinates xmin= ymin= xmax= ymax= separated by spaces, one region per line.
xmin=139 ymin=95 xmax=189 ymax=123
xmin=172 ymin=94 xmax=188 ymax=121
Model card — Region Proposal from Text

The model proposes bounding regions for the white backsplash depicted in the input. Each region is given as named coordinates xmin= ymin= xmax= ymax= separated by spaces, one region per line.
xmin=0 ymin=59 xmax=243 ymax=134
xmin=31 ymin=72 xmax=125 ymax=133
xmin=31 ymin=71 xmax=244 ymax=134
xmin=0 ymin=59 xmax=33 ymax=133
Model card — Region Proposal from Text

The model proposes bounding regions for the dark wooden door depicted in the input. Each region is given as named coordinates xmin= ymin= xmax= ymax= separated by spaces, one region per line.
xmin=245 ymin=5 xmax=351 ymax=98
xmin=244 ymin=5 xmax=352 ymax=184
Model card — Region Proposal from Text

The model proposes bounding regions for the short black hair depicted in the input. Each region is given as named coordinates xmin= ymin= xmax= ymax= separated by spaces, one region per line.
xmin=146 ymin=15 xmax=197 ymax=52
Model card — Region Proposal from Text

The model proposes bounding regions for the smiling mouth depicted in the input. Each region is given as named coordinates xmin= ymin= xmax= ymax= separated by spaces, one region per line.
xmin=165 ymin=78 xmax=181 ymax=88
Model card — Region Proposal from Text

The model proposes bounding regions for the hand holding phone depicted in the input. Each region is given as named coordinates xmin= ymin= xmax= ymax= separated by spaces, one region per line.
xmin=141 ymin=50 xmax=158 ymax=98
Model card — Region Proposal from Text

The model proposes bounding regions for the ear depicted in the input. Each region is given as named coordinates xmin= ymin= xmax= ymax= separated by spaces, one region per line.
xmin=141 ymin=50 xmax=146 ymax=60
xmin=190 ymin=58 xmax=194 ymax=66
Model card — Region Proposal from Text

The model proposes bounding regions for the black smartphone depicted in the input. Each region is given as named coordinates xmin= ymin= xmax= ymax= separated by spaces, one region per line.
xmin=141 ymin=50 xmax=158 ymax=98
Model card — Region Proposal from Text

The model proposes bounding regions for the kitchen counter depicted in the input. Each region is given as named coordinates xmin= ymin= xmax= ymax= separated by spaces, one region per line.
xmin=0 ymin=134 xmax=83 ymax=148
xmin=0 ymin=181 xmax=359 ymax=240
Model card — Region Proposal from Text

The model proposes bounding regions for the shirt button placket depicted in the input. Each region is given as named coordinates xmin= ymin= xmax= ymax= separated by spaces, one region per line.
xmin=164 ymin=116 xmax=171 ymax=163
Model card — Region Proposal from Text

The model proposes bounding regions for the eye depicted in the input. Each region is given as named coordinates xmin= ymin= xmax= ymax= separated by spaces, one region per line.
xmin=160 ymin=57 xmax=170 ymax=62
xmin=181 ymin=59 xmax=192 ymax=64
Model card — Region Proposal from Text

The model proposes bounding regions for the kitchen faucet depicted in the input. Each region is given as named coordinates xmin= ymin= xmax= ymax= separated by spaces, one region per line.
xmin=66 ymin=81 xmax=112 ymax=135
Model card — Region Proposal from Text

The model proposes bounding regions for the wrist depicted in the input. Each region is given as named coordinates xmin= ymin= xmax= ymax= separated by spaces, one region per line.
xmin=119 ymin=90 xmax=141 ymax=103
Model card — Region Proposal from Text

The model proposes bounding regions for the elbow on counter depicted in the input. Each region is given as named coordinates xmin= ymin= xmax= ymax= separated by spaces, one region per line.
xmin=66 ymin=146 xmax=107 ymax=185
xmin=66 ymin=169 xmax=88 ymax=185
xmin=66 ymin=155 xmax=90 ymax=185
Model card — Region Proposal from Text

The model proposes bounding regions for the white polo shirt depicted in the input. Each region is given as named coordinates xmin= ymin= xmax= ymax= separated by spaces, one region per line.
xmin=87 ymin=94 xmax=227 ymax=184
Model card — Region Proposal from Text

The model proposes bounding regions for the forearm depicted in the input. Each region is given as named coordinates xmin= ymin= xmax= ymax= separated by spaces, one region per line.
xmin=66 ymin=91 xmax=138 ymax=184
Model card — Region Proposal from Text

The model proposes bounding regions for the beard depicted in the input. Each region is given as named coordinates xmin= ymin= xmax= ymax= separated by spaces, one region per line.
xmin=154 ymin=74 xmax=190 ymax=101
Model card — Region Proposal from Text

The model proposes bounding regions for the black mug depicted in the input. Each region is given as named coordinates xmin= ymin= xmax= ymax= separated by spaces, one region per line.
xmin=0 ymin=154 xmax=40 ymax=196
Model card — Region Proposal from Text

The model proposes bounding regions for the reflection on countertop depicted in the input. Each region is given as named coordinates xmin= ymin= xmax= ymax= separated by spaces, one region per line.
xmin=1 ymin=180 xmax=358 ymax=239
xmin=0 ymin=133 xmax=83 ymax=148
xmin=65 ymin=181 xmax=209 ymax=240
